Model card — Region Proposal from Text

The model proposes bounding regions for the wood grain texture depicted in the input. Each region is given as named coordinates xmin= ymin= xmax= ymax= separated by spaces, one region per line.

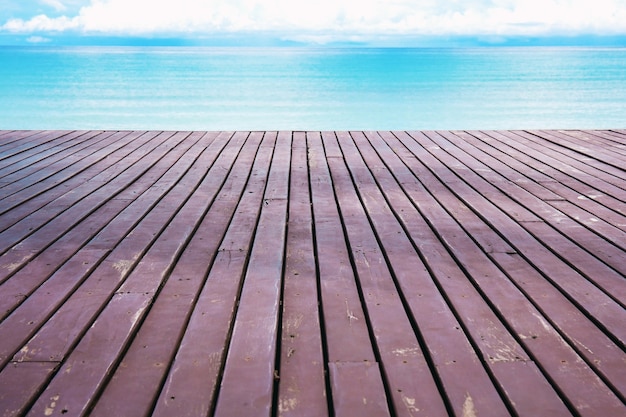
xmin=0 ymin=130 xmax=624 ymax=417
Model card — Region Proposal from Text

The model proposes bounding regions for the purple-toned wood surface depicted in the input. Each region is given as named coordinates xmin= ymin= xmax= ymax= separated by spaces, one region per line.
xmin=0 ymin=130 xmax=624 ymax=417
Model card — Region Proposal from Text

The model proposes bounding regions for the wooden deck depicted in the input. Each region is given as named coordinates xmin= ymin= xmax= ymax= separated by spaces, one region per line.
xmin=0 ymin=130 xmax=624 ymax=417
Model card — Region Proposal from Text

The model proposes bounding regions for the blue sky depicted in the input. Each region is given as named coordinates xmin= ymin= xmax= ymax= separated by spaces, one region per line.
xmin=1 ymin=0 xmax=626 ymax=46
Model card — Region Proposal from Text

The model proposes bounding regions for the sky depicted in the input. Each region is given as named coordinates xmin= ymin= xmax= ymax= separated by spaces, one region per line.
xmin=1 ymin=0 xmax=626 ymax=46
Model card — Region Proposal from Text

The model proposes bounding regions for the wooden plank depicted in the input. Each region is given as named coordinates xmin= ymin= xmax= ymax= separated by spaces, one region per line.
xmin=594 ymin=130 xmax=626 ymax=145
xmin=479 ymin=130 xmax=626 ymax=218
xmin=525 ymin=130 xmax=625 ymax=176
xmin=0 ymin=361 xmax=59 ymax=417
xmin=380 ymin=131 xmax=625 ymax=400
xmin=0 ymin=132 xmax=217 ymax=367
xmin=483 ymin=129 xmax=626 ymax=198
xmin=536 ymin=129 xmax=626 ymax=174
xmin=357 ymin=131 xmax=570 ymax=417
xmin=438 ymin=130 xmax=564 ymax=201
xmin=402 ymin=131 xmax=626 ymax=346
xmin=87 ymin=132 xmax=265 ymax=417
xmin=0 ymin=130 xmax=123 ymax=206
xmin=277 ymin=131 xmax=328 ymax=417
xmin=0 ymin=130 xmax=624 ymax=417
xmin=0 ymin=131 xmax=173 ymax=305
xmin=430 ymin=130 xmax=626 ymax=293
xmin=424 ymin=131 xmax=543 ymax=222
xmin=0 ymin=130 xmax=33 ymax=146
xmin=453 ymin=131 xmax=626 ymax=233
xmin=0 ymin=131 xmax=143 ymax=233
xmin=307 ymin=132 xmax=376 ymax=363
xmin=151 ymin=132 xmax=273 ymax=417
xmin=5 ymin=133 xmax=240 ymax=415
xmin=509 ymin=130 xmax=626 ymax=199
xmin=520 ymin=220 xmax=625 ymax=305
xmin=0 ymin=130 xmax=100 ymax=183
xmin=0 ymin=131 xmax=73 ymax=161
xmin=24 ymin=292 xmax=154 ymax=417
xmin=0 ymin=131 xmax=160 ymax=232
xmin=308 ymin=132 xmax=391 ymax=414
xmin=0 ymin=131 xmax=165 ymax=220
xmin=0 ymin=131 xmax=182 ymax=268
xmin=213 ymin=131 xmax=289 ymax=417
xmin=0 ymin=130 xmax=24 ymax=143
xmin=0 ymin=200 xmax=128 ymax=319
xmin=387 ymin=131 xmax=626 ymax=416
xmin=328 ymin=362 xmax=390 ymax=417
xmin=23 ymin=132 xmax=248 ymax=417
xmin=558 ymin=130 xmax=626 ymax=158
xmin=0 ymin=247 xmax=109 ymax=364
xmin=333 ymin=131 xmax=487 ymax=417
xmin=535 ymin=130 xmax=626 ymax=170
xmin=490 ymin=250 xmax=626 ymax=398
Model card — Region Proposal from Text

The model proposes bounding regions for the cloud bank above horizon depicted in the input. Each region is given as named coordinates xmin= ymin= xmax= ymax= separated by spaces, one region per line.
xmin=2 ymin=0 xmax=626 ymax=45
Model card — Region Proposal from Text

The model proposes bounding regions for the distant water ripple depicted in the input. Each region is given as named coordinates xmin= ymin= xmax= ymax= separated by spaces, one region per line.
xmin=1 ymin=46 xmax=625 ymax=130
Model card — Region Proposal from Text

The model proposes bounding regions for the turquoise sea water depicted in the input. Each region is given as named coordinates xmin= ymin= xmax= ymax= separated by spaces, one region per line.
xmin=0 ymin=46 xmax=625 ymax=130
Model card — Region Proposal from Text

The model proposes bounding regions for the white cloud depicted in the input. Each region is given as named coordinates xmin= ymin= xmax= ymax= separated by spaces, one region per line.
xmin=2 ymin=0 xmax=626 ymax=41
xmin=2 ymin=14 xmax=80 ymax=32
xmin=41 ymin=0 xmax=68 ymax=12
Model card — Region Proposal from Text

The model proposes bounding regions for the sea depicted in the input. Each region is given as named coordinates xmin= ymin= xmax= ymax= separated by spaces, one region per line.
xmin=0 ymin=46 xmax=625 ymax=131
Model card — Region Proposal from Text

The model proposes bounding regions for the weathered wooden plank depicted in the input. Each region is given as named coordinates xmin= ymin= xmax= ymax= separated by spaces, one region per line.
xmin=0 ymin=247 xmax=110 ymax=365
xmin=0 ymin=130 xmax=124 ymax=206
xmin=0 ymin=131 xmax=72 ymax=161
xmin=595 ymin=130 xmax=626 ymax=145
xmin=0 ymin=131 xmax=164 ymax=220
xmin=0 ymin=201 xmax=128 ymax=320
xmin=213 ymin=131 xmax=289 ymax=417
xmin=0 ymin=130 xmax=30 ymax=145
xmin=491 ymin=250 xmax=626 ymax=398
xmin=0 ymin=131 xmax=161 ymax=232
xmin=308 ymin=131 xmax=390 ymax=414
xmin=0 ymin=131 xmax=184 ymax=272
xmin=387 ymin=131 xmax=625 ymax=399
xmin=308 ymin=132 xmax=376 ymax=363
xmin=557 ymin=130 xmax=626 ymax=159
xmin=454 ymin=131 xmax=626 ymax=232
xmin=277 ymin=131 xmax=328 ymax=417
xmin=440 ymin=130 xmax=564 ymax=201
xmin=526 ymin=130 xmax=626 ymax=176
xmin=403 ymin=131 xmax=626 ymax=346
xmin=0 ymin=361 xmax=59 ymax=417
xmin=0 ymin=132 xmax=176 ymax=308
xmin=388 ymin=131 xmax=626 ymax=416
xmin=534 ymin=130 xmax=626 ymax=171
xmin=360 ymin=131 xmax=571 ymax=417
xmin=334 ymin=131 xmax=485 ymax=417
xmin=509 ymin=130 xmax=626 ymax=199
xmin=429 ymin=130 xmax=626 ymax=293
xmin=0 ymin=130 xmax=624 ymax=417
xmin=0 ymin=130 xmax=100 ymax=183
xmin=25 ymin=292 xmax=154 ymax=417
xmin=6 ymin=133 xmax=239 ymax=415
xmin=521 ymin=220 xmax=625 ymax=303
xmin=150 ymin=132 xmax=272 ymax=417
xmin=553 ymin=186 xmax=626 ymax=246
xmin=328 ymin=362 xmax=390 ymax=417
xmin=0 ymin=131 xmax=145 ymax=235
xmin=0 ymin=132 xmax=217 ymax=368
xmin=480 ymin=130 xmax=626 ymax=219
xmin=88 ymin=132 xmax=265 ymax=417
xmin=424 ymin=131 xmax=544 ymax=222
xmin=23 ymin=133 xmax=248 ymax=417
